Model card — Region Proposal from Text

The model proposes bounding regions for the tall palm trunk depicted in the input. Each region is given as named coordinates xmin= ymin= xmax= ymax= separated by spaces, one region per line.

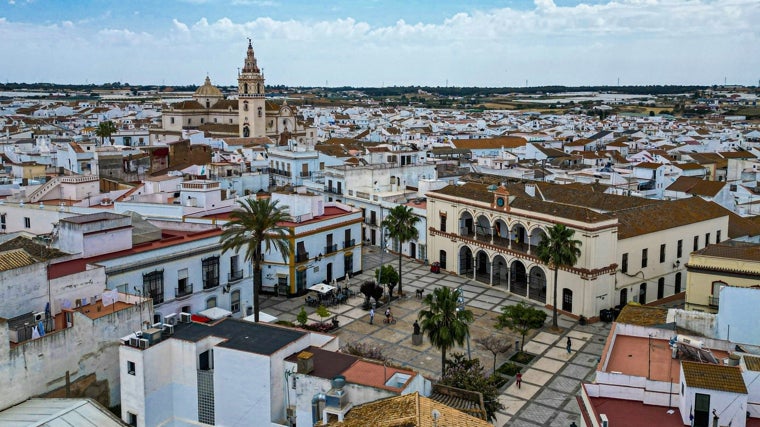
xmin=441 ymin=347 xmax=447 ymax=377
xmin=552 ymin=265 xmax=559 ymax=328
xmin=397 ymin=249 xmax=403 ymax=296
xmin=253 ymin=248 xmax=262 ymax=322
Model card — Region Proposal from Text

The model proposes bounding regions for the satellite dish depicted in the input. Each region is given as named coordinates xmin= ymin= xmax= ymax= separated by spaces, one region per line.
xmin=431 ymin=409 xmax=441 ymax=421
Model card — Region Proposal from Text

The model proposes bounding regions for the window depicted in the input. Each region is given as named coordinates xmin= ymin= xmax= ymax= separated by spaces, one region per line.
xmin=127 ymin=412 xmax=137 ymax=427
xmin=296 ymin=269 xmax=306 ymax=292
xmin=440 ymin=214 xmax=447 ymax=232
xmin=243 ymin=101 xmax=249 ymax=111
xmin=659 ymin=244 xmax=666 ymax=263
xmin=677 ymin=239 xmax=683 ymax=258
xmin=230 ymin=290 xmax=240 ymax=313
xmin=230 ymin=255 xmax=242 ymax=281
xmin=639 ymin=283 xmax=647 ymax=304
xmin=143 ymin=270 xmax=164 ymax=305
xmin=202 ymin=256 xmax=220 ymax=289
xmin=705 ymin=233 xmax=711 ymax=246
xmin=258 ymin=106 xmax=262 ymax=117
xmin=200 ymin=118 xmax=204 ymax=124
xmin=170 ymin=117 xmax=175 ymax=124
xmin=24 ymin=217 xmax=31 ymax=228
xmin=0 ymin=213 xmax=6 ymax=230
xmin=641 ymin=248 xmax=648 ymax=268
xmin=693 ymin=235 xmax=699 ymax=251
xmin=127 ymin=361 xmax=135 ymax=375
xmin=675 ymin=272 xmax=682 ymax=293
xmin=206 ymin=297 xmax=217 ymax=309
xmin=621 ymin=253 xmax=628 ymax=273
xmin=657 ymin=277 xmax=665 ymax=299
xmin=716 ymin=230 xmax=721 ymax=243
xmin=188 ymin=118 xmax=192 ymax=124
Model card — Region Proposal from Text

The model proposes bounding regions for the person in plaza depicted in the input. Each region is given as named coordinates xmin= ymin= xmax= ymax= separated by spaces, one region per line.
xmin=369 ymin=307 xmax=374 ymax=325
xmin=413 ymin=320 xmax=420 ymax=335
xmin=566 ymin=337 xmax=572 ymax=354
xmin=516 ymin=371 xmax=522 ymax=389
xmin=385 ymin=307 xmax=392 ymax=323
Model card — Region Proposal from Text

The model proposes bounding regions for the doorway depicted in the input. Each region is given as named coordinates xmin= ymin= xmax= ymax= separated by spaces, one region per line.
xmin=562 ymin=288 xmax=573 ymax=312
xmin=326 ymin=263 xmax=333 ymax=284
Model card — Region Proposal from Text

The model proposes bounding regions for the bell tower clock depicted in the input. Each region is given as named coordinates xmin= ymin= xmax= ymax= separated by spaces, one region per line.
xmin=238 ymin=38 xmax=266 ymax=138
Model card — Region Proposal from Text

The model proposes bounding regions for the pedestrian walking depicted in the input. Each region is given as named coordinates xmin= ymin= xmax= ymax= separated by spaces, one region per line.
xmin=566 ymin=337 xmax=572 ymax=354
xmin=516 ymin=371 xmax=522 ymax=389
xmin=369 ymin=308 xmax=375 ymax=325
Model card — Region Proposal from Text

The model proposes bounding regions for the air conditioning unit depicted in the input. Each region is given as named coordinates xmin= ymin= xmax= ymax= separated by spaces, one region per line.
xmin=138 ymin=339 xmax=149 ymax=349
xmin=600 ymin=414 xmax=609 ymax=427
xmin=34 ymin=311 xmax=46 ymax=322
xmin=179 ymin=312 xmax=192 ymax=323
xmin=164 ymin=313 xmax=177 ymax=325
xmin=129 ymin=337 xmax=140 ymax=347
xmin=163 ymin=324 xmax=174 ymax=336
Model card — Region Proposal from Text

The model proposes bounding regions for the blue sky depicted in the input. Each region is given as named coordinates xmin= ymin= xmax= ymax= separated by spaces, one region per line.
xmin=1 ymin=0 xmax=758 ymax=87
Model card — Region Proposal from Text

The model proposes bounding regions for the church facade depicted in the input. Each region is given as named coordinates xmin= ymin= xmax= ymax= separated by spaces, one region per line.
xmin=153 ymin=40 xmax=312 ymax=145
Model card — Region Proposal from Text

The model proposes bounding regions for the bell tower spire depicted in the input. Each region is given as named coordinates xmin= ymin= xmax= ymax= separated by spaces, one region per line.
xmin=238 ymin=37 xmax=265 ymax=138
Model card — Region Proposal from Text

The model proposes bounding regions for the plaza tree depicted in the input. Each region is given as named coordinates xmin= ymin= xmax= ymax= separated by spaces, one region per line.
xmin=220 ymin=198 xmax=292 ymax=322
xmin=418 ymin=286 xmax=474 ymax=376
xmin=381 ymin=205 xmax=419 ymax=296
xmin=496 ymin=302 xmax=547 ymax=352
xmin=536 ymin=224 xmax=582 ymax=328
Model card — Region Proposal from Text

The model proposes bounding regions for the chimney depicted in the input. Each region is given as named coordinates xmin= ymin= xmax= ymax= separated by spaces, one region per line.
xmin=525 ymin=183 xmax=536 ymax=197
xmin=297 ymin=351 xmax=314 ymax=374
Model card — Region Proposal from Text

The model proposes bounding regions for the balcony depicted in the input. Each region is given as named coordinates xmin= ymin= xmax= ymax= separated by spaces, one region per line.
xmin=300 ymin=171 xmax=311 ymax=178
xmin=296 ymin=252 xmax=309 ymax=263
xmin=269 ymin=168 xmax=292 ymax=177
xmin=367 ymin=218 xmax=377 ymax=226
xmin=709 ymin=296 xmax=719 ymax=307
xmin=325 ymin=187 xmax=343 ymax=195
xmin=203 ymin=277 xmax=219 ymax=290
xmin=343 ymin=239 xmax=355 ymax=249
xmin=228 ymin=269 xmax=244 ymax=282
xmin=175 ymin=284 xmax=193 ymax=299
xmin=149 ymin=292 xmax=164 ymax=305
xmin=324 ymin=244 xmax=338 ymax=255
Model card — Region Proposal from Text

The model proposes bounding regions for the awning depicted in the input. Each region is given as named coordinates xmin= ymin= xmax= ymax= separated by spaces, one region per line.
xmin=198 ymin=307 xmax=232 ymax=320
xmin=242 ymin=312 xmax=278 ymax=323
xmin=309 ymin=283 xmax=336 ymax=294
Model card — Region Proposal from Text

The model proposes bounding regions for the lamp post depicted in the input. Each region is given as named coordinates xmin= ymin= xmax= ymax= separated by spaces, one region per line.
xmin=455 ymin=287 xmax=471 ymax=360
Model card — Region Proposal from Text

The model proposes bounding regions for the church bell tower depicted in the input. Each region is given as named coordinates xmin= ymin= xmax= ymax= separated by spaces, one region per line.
xmin=238 ymin=39 xmax=266 ymax=138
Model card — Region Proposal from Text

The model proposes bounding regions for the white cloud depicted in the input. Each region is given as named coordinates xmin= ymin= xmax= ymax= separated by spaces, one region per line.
xmin=0 ymin=0 xmax=758 ymax=86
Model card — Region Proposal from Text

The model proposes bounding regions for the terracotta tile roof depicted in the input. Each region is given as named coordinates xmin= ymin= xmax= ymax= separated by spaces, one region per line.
xmin=682 ymin=361 xmax=747 ymax=394
xmin=634 ymin=162 xmax=664 ymax=169
xmin=0 ymin=248 xmax=38 ymax=272
xmin=614 ymin=198 xmax=727 ymax=239
xmin=673 ymin=162 xmax=707 ymax=171
xmin=615 ymin=305 xmax=668 ymax=326
xmin=327 ymin=392 xmax=492 ymax=427
xmin=726 ymin=210 xmax=760 ymax=238
xmin=170 ymin=100 xmax=204 ymax=110
xmin=452 ymin=136 xmax=526 ymax=150
xmin=692 ymin=240 xmax=760 ymax=262
xmin=720 ymin=151 xmax=756 ymax=159
xmin=744 ymin=355 xmax=760 ymax=372
xmin=665 ymin=176 xmax=725 ymax=197
xmin=210 ymin=99 xmax=238 ymax=110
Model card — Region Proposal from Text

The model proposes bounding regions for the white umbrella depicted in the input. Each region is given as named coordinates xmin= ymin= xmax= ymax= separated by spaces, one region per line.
xmin=242 ymin=312 xmax=278 ymax=323
xmin=309 ymin=283 xmax=336 ymax=294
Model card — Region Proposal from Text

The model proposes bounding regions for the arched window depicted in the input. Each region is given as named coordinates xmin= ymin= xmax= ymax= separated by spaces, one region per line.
xmin=243 ymin=126 xmax=250 ymax=138
xmin=658 ymin=277 xmax=665 ymax=299
xmin=439 ymin=250 xmax=447 ymax=270
xmin=258 ymin=106 xmax=263 ymax=118
xmin=257 ymin=83 xmax=261 ymax=93
xmin=206 ymin=297 xmax=217 ymax=309
xmin=243 ymin=101 xmax=249 ymax=111
xmin=243 ymin=83 xmax=248 ymax=94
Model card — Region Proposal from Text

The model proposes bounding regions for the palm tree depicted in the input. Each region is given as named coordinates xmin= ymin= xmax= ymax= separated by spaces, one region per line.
xmin=220 ymin=198 xmax=292 ymax=322
xmin=536 ymin=224 xmax=582 ymax=328
xmin=381 ymin=205 xmax=419 ymax=296
xmin=418 ymin=286 xmax=474 ymax=376
xmin=95 ymin=121 xmax=117 ymax=146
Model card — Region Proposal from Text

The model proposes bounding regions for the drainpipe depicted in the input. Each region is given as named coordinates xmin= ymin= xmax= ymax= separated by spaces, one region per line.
xmin=311 ymin=393 xmax=326 ymax=425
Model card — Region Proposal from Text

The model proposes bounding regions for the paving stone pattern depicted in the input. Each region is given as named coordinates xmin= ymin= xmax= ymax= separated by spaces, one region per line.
xmin=259 ymin=247 xmax=612 ymax=427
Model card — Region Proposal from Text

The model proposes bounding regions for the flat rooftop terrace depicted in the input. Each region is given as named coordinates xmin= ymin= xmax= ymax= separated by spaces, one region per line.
xmin=605 ymin=335 xmax=729 ymax=382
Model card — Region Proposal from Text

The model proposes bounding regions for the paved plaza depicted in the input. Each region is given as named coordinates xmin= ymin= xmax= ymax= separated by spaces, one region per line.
xmin=260 ymin=247 xmax=611 ymax=426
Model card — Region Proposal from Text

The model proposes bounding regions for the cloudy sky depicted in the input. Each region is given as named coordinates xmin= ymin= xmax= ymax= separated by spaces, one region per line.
xmin=1 ymin=0 xmax=758 ymax=87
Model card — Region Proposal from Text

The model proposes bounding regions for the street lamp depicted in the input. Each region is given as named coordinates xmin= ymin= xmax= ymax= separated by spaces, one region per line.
xmin=455 ymin=287 xmax=472 ymax=360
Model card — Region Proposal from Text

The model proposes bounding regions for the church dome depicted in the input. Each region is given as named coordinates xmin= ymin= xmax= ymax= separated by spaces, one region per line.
xmin=194 ymin=76 xmax=223 ymax=97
